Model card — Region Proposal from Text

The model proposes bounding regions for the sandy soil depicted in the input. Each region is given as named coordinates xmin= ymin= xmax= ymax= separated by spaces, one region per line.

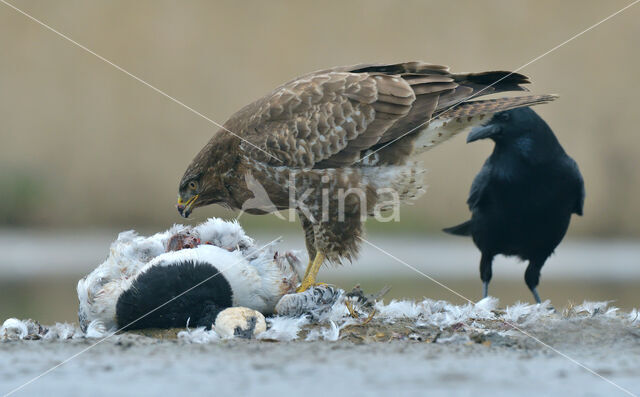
xmin=2 ymin=315 xmax=639 ymax=397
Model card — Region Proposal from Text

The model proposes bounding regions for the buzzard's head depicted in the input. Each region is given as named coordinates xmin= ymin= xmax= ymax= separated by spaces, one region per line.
xmin=177 ymin=171 xmax=204 ymax=218
xmin=177 ymin=168 xmax=231 ymax=218
xmin=177 ymin=137 xmax=237 ymax=218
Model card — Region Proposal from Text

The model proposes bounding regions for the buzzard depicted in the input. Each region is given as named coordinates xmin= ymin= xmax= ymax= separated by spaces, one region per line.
xmin=177 ymin=62 xmax=556 ymax=291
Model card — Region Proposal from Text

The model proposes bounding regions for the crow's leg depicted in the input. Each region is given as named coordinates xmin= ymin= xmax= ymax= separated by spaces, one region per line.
xmin=525 ymin=259 xmax=545 ymax=304
xmin=479 ymin=254 xmax=493 ymax=299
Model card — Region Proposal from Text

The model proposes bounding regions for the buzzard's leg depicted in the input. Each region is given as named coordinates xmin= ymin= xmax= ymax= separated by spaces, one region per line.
xmin=296 ymin=252 xmax=325 ymax=292
xmin=297 ymin=214 xmax=320 ymax=292
xmin=301 ymin=259 xmax=313 ymax=281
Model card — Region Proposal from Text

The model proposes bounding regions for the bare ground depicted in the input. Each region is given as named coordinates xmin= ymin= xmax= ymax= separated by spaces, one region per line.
xmin=2 ymin=310 xmax=640 ymax=397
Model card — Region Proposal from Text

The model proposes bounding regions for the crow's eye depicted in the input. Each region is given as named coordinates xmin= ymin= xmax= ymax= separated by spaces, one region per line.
xmin=497 ymin=112 xmax=510 ymax=122
xmin=188 ymin=181 xmax=198 ymax=190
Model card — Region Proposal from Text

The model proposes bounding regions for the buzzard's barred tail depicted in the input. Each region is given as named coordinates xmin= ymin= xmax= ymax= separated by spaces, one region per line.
xmin=437 ymin=94 xmax=558 ymax=120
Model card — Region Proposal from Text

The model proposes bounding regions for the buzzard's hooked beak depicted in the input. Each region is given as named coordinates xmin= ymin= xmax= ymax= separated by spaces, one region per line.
xmin=177 ymin=195 xmax=199 ymax=218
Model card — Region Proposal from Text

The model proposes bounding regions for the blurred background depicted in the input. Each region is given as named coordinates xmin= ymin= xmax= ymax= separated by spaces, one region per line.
xmin=1 ymin=0 xmax=638 ymax=323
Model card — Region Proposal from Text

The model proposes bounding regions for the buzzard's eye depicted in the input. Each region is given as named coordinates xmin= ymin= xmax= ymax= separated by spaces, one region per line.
xmin=188 ymin=181 xmax=198 ymax=190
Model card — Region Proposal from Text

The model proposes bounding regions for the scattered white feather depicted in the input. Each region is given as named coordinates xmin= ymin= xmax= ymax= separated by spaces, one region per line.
xmin=85 ymin=320 xmax=108 ymax=338
xmin=374 ymin=299 xmax=422 ymax=319
xmin=258 ymin=316 xmax=309 ymax=342
xmin=1 ymin=318 xmax=28 ymax=340
xmin=42 ymin=323 xmax=83 ymax=340
xmin=415 ymin=299 xmax=496 ymax=329
xmin=178 ymin=327 xmax=221 ymax=344
xmin=305 ymin=321 xmax=341 ymax=342
xmin=574 ymin=301 xmax=615 ymax=316
xmin=315 ymin=299 xmax=351 ymax=323
xmin=628 ymin=309 xmax=640 ymax=325
xmin=475 ymin=296 xmax=500 ymax=313
xmin=573 ymin=301 xmax=610 ymax=316
xmin=195 ymin=218 xmax=255 ymax=255
xmin=503 ymin=300 xmax=553 ymax=325
xmin=604 ymin=307 xmax=620 ymax=317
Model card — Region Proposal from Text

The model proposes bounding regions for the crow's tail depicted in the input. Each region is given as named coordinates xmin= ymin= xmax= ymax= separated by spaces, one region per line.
xmin=442 ymin=220 xmax=472 ymax=236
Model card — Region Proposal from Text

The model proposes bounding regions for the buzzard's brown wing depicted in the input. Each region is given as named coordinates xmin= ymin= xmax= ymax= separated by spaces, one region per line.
xmin=228 ymin=62 xmax=531 ymax=168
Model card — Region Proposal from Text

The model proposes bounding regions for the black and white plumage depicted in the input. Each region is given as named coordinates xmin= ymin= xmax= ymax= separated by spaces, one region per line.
xmin=77 ymin=218 xmax=303 ymax=334
xmin=444 ymin=108 xmax=585 ymax=303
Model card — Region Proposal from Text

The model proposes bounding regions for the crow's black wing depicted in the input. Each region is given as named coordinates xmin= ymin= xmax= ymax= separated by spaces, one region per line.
xmin=565 ymin=156 xmax=585 ymax=215
xmin=467 ymin=161 xmax=492 ymax=210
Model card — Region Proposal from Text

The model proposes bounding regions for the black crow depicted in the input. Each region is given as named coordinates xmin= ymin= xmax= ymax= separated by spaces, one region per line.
xmin=444 ymin=107 xmax=584 ymax=303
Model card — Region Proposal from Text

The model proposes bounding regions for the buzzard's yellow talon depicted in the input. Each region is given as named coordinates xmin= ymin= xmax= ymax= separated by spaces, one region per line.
xmin=296 ymin=281 xmax=326 ymax=293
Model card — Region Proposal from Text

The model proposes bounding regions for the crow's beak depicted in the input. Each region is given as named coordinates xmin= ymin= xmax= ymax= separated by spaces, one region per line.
xmin=467 ymin=124 xmax=501 ymax=143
